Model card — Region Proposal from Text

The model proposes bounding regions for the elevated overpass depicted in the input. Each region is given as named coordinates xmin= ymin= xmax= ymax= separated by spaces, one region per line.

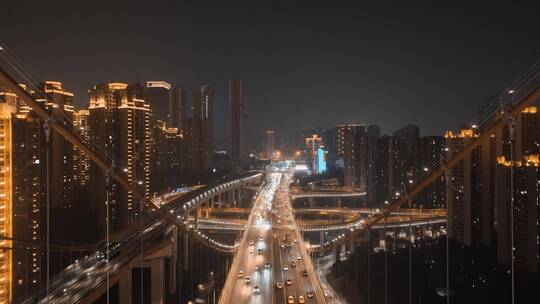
xmin=219 ymin=168 xmax=327 ymax=304
xmin=22 ymin=172 xmax=262 ymax=304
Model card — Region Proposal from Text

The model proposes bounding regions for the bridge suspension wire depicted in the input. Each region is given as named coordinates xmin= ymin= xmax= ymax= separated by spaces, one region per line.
xmin=106 ymin=176 xmax=110 ymax=304
xmin=408 ymin=199 xmax=412 ymax=304
xmin=384 ymin=222 xmax=388 ymax=304
xmin=44 ymin=116 xmax=51 ymax=301
xmin=508 ymin=115 xmax=516 ymax=304
xmin=140 ymin=201 xmax=144 ymax=303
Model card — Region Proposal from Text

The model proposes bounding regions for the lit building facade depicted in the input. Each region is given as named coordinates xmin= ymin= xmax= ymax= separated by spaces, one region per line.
xmin=0 ymin=90 xmax=44 ymax=302
xmin=445 ymin=128 xmax=495 ymax=247
xmin=150 ymin=120 xmax=183 ymax=194
xmin=495 ymin=106 xmax=540 ymax=273
xmin=336 ymin=124 xmax=363 ymax=157
xmin=73 ymin=109 xmax=91 ymax=186
xmin=88 ymin=82 xmax=150 ymax=234
xmin=35 ymin=81 xmax=76 ymax=210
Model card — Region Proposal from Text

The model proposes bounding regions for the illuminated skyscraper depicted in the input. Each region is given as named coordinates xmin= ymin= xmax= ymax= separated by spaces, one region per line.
xmin=266 ymin=130 xmax=274 ymax=160
xmin=0 ymin=89 xmax=44 ymax=302
xmin=88 ymin=82 xmax=150 ymax=234
xmin=190 ymin=85 xmax=214 ymax=172
xmin=150 ymin=120 xmax=182 ymax=194
xmin=229 ymin=80 xmax=247 ymax=163
xmin=73 ymin=109 xmax=91 ymax=186
xmin=35 ymin=81 xmax=76 ymax=210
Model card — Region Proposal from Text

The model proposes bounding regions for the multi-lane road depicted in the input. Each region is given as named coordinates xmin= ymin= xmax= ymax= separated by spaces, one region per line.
xmin=220 ymin=169 xmax=326 ymax=304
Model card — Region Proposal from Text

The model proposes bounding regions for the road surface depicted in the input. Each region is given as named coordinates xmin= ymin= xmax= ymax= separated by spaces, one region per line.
xmin=220 ymin=168 xmax=326 ymax=304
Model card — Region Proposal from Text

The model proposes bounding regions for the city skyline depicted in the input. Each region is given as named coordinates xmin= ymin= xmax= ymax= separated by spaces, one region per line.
xmin=0 ymin=2 xmax=539 ymax=304
xmin=1 ymin=1 xmax=539 ymax=141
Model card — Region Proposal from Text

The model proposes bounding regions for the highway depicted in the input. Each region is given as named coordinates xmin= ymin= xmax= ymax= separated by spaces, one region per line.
xmin=221 ymin=172 xmax=281 ymax=304
xmin=220 ymin=167 xmax=326 ymax=304
xmin=270 ymin=171 xmax=326 ymax=304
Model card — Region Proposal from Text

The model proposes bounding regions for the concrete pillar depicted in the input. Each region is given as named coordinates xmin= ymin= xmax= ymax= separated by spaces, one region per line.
xmin=394 ymin=228 xmax=398 ymax=250
xmin=308 ymin=197 xmax=314 ymax=208
xmin=320 ymin=231 xmax=324 ymax=246
xmin=151 ymin=259 xmax=164 ymax=304
xmin=349 ymin=236 xmax=355 ymax=254
xmin=334 ymin=244 xmax=341 ymax=265
xmin=194 ymin=208 xmax=199 ymax=230
xmin=169 ymin=227 xmax=177 ymax=295
xmin=119 ymin=267 xmax=132 ymax=303
xmin=337 ymin=197 xmax=342 ymax=208
xmin=183 ymin=231 xmax=189 ymax=271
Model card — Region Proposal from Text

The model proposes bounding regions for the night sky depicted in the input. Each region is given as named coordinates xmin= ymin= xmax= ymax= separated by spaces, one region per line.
xmin=1 ymin=0 xmax=539 ymax=145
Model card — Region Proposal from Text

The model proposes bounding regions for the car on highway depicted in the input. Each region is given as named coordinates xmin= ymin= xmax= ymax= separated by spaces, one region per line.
xmin=237 ymin=271 xmax=244 ymax=278
xmin=253 ymin=285 xmax=260 ymax=294
xmin=302 ymin=270 xmax=308 ymax=276
xmin=276 ymin=281 xmax=283 ymax=289
xmin=255 ymin=265 xmax=259 ymax=271
xmin=244 ymin=276 xmax=251 ymax=284
xmin=298 ymin=295 xmax=305 ymax=303
xmin=272 ymin=233 xmax=278 ymax=239
xmin=283 ymin=265 xmax=289 ymax=271
xmin=297 ymin=256 xmax=302 ymax=260
xmin=290 ymin=261 xmax=296 ymax=267
xmin=306 ymin=291 xmax=314 ymax=298
xmin=96 ymin=241 xmax=122 ymax=261
xmin=264 ymin=261 xmax=271 ymax=269
xmin=293 ymin=239 xmax=298 ymax=243
xmin=259 ymin=237 xmax=264 ymax=242
xmin=286 ymin=279 xmax=292 ymax=285
xmin=249 ymin=240 xmax=254 ymax=246
xmin=257 ymin=249 xmax=263 ymax=255
xmin=249 ymin=248 xmax=253 ymax=255
xmin=287 ymin=295 xmax=295 ymax=304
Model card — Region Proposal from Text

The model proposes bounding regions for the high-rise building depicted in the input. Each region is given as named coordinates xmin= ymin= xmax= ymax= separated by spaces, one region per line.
xmin=417 ymin=136 xmax=446 ymax=208
xmin=343 ymin=126 xmax=361 ymax=191
xmin=73 ymin=109 xmax=91 ymax=186
xmin=150 ymin=120 xmax=183 ymax=193
xmin=0 ymin=89 xmax=44 ymax=302
xmin=445 ymin=128 xmax=495 ymax=247
xmin=336 ymin=124 xmax=363 ymax=157
xmin=171 ymin=86 xmax=186 ymax=131
xmin=392 ymin=124 xmax=420 ymax=192
xmin=147 ymin=81 xmax=172 ymax=123
xmin=35 ymin=81 xmax=76 ymax=210
xmin=495 ymin=106 xmax=540 ymax=273
xmin=266 ymin=130 xmax=274 ymax=160
xmin=190 ymin=85 xmax=214 ymax=172
xmin=343 ymin=125 xmax=377 ymax=201
xmin=229 ymin=80 xmax=247 ymax=162
xmin=88 ymin=82 xmax=150 ymax=234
